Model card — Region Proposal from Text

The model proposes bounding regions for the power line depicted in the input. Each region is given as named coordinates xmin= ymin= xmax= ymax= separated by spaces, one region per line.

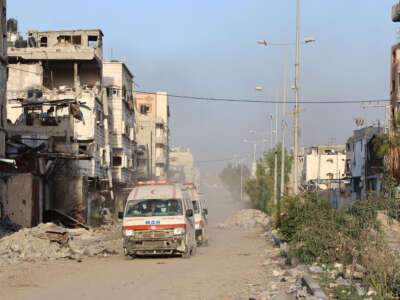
xmin=137 ymin=90 xmax=390 ymax=105
xmin=5 ymin=68 xmax=390 ymax=105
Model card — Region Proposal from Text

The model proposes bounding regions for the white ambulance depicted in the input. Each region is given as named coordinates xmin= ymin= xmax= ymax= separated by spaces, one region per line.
xmin=184 ymin=183 xmax=208 ymax=246
xmin=120 ymin=181 xmax=197 ymax=258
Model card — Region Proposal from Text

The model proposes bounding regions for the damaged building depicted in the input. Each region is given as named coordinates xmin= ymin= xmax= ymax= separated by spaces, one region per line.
xmin=169 ymin=147 xmax=200 ymax=187
xmin=135 ymin=92 xmax=169 ymax=180
xmin=4 ymin=23 xmax=112 ymax=226
xmin=300 ymin=145 xmax=347 ymax=191
xmin=103 ymin=59 xmax=137 ymax=212
xmin=346 ymin=124 xmax=385 ymax=199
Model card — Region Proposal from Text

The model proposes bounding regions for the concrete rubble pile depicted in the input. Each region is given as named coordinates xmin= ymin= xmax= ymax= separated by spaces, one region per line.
xmin=219 ymin=209 xmax=271 ymax=229
xmin=0 ymin=223 xmax=122 ymax=266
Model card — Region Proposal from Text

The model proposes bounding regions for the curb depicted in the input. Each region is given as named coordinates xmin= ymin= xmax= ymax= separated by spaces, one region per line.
xmin=301 ymin=275 xmax=329 ymax=300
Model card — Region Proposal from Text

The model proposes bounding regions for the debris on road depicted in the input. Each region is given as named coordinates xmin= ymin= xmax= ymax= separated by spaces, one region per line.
xmin=218 ymin=209 xmax=271 ymax=229
xmin=0 ymin=222 xmax=122 ymax=266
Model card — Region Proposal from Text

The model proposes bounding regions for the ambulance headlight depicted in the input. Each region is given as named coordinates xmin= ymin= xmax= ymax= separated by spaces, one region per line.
xmin=123 ymin=229 xmax=134 ymax=237
xmin=173 ymin=227 xmax=186 ymax=235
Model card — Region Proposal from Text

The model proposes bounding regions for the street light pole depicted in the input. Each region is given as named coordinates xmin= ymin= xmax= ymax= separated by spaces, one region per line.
xmin=293 ymin=0 xmax=301 ymax=195
xmin=270 ymin=114 xmax=274 ymax=152
xmin=280 ymin=45 xmax=288 ymax=198
xmin=274 ymin=102 xmax=278 ymax=206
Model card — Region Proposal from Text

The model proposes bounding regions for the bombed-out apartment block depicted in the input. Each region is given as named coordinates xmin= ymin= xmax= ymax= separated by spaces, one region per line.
xmin=103 ymin=60 xmax=137 ymax=211
xmin=0 ymin=0 xmax=6 ymax=158
xmin=135 ymin=92 xmax=169 ymax=180
xmin=4 ymin=21 xmax=112 ymax=226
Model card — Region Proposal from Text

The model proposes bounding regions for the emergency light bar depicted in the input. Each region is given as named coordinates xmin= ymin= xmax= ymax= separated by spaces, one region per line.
xmin=183 ymin=183 xmax=197 ymax=189
xmin=137 ymin=180 xmax=176 ymax=185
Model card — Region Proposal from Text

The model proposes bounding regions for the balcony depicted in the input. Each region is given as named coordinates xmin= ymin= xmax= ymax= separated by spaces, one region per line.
xmin=6 ymin=115 xmax=75 ymax=140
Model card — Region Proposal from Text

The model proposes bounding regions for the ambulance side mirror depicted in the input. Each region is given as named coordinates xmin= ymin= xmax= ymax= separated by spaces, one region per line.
xmin=118 ymin=212 xmax=123 ymax=219
xmin=186 ymin=209 xmax=193 ymax=218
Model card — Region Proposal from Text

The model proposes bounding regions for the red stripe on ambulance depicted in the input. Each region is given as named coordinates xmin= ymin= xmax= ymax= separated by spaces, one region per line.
xmin=123 ymin=224 xmax=186 ymax=230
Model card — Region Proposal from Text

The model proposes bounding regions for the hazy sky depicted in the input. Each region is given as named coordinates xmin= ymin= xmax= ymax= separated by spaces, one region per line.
xmin=8 ymin=0 xmax=399 ymax=172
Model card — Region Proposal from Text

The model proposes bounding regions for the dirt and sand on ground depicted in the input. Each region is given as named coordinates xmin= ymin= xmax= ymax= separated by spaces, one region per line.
xmin=377 ymin=211 xmax=400 ymax=250
xmin=0 ymin=182 xmax=317 ymax=300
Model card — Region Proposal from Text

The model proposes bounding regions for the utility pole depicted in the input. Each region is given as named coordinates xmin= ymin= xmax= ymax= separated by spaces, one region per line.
xmin=280 ymin=46 xmax=288 ymax=198
xmin=293 ymin=0 xmax=301 ymax=195
xmin=274 ymin=102 xmax=278 ymax=206
xmin=270 ymin=114 xmax=274 ymax=152
xmin=240 ymin=159 xmax=243 ymax=201
xmin=361 ymin=103 xmax=391 ymax=133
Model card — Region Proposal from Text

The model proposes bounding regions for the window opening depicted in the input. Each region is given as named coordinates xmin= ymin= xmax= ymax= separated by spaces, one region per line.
xmin=40 ymin=37 xmax=47 ymax=48
xmin=88 ymin=35 xmax=98 ymax=47
xmin=72 ymin=35 xmax=82 ymax=45
xmin=113 ymin=156 xmax=122 ymax=166
xmin=140 ymin=105 xmax=150 ymax=114
xmin=57 ymin=35 xmax=72 ymax=44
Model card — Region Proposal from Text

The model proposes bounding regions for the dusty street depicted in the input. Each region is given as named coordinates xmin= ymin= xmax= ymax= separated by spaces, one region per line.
xmin=1 ymin=228 xmax=270 ymax=300
xmin=0 ymin=185 xmax=287 ymax=300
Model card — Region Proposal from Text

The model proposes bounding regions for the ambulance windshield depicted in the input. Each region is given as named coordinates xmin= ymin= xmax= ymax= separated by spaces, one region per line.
xmin=125 ymin=199 xmax=183 ymax=217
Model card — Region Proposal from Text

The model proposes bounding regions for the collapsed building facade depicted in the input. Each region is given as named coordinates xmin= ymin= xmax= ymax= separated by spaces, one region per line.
xmin=0 ymin=0 xmax=10 ymax=224
xmin=4 ymin=22 xmax=113 ymax=226
xmin=103 ymin=60 xmax=137 ymax=212
xmin=135 ymin=92 xmax=169 ymax=180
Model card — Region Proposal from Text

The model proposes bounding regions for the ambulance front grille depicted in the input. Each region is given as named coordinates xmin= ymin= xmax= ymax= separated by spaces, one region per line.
xmin=136 ymin=230 xmax=173 ymax=239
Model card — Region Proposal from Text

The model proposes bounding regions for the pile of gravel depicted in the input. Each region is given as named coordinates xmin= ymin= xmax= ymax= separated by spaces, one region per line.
xmin=0 ymin=223 xmax=122 ymax=266
xmin=219 ymin=209 xmax=271 ymax=229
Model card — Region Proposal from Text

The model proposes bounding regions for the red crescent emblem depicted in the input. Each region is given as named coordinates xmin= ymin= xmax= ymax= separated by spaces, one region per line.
xmin=150 ymin=189 xmax=156 ymax=195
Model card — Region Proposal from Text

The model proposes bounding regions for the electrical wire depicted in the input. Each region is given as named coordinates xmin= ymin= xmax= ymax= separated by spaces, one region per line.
xmin=6 ymin=66 xmax=391 ymax=105
xmin=136 ymin=91 xmax=390 ymax=105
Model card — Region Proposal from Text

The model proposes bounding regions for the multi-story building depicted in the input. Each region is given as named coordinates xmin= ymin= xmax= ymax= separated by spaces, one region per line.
xmin=346 ymin=124 xmax=385 ymax=199
xmin=301 ymin=145 xmax=346 ymax=191
xmin=5 ymin=24 xmax=112 ymax=224
xmin=103 ymin=60 xmax=136 ymax=210
xmin=135 ymin=92 xmax=169 ymax=180
xmin=169 ymin=147 xmax=200 ymax=187
xmin=7 ymin=27 xmax=108 ymax=177
xmin=0 ymin=2 xmax=6 ymax=158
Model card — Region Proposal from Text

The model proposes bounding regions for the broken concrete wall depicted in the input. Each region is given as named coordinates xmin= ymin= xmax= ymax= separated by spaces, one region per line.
xmin=4 ymin=173 xmax=43 ymax=228
xmin=7 ymin=63 xmax=43 ymax=123
xmin=49 ymin=161 xmax=87 ymax=214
